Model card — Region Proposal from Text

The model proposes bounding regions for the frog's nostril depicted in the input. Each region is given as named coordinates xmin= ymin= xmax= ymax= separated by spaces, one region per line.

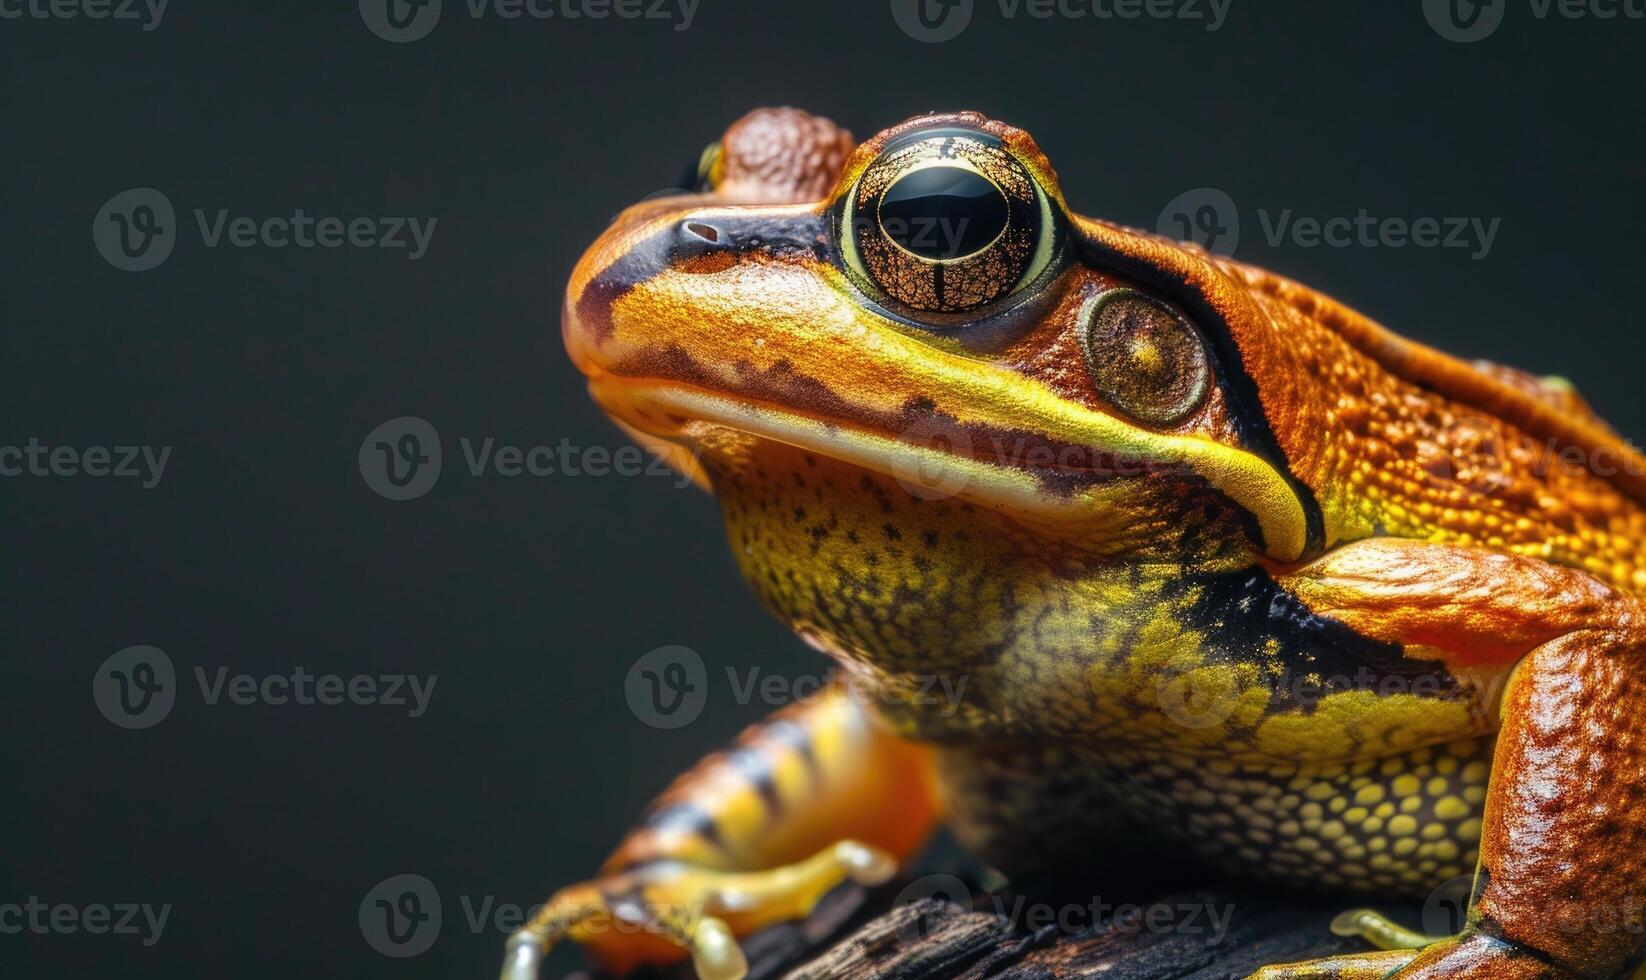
xmin=670 ymin=219 xmax=733 ymax=266
xmin=684 ymin=221 xmax=722 ymax=243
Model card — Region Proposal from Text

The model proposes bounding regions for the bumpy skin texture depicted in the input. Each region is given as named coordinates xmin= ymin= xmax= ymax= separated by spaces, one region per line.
xmin=539 ymin=109 xmax=1646 ymax=980
xmin=712 ymin=108 xmax=856 ymax=204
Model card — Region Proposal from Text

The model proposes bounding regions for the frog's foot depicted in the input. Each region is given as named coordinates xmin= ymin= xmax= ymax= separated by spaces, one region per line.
xmin=501 ymin=840 xmax=897 ymax=980
xmin=503 ymin=685 xmax=940 ymax=979
xmin=1252 ymin=909 xmax=1601 ymax=979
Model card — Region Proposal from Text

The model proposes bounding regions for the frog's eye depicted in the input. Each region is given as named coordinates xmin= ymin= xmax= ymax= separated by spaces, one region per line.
xmin=676 ymin=141 xmax=723 ymax=193
xmin=838 ymin=129 xmax=1060 ymax=317
xmin=1078 ymin=289 xmax=1210 ymax=426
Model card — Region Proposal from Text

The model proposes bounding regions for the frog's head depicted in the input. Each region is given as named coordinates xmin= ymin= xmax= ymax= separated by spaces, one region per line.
xmin=565 ymin=109 xmax=1334 ymax=574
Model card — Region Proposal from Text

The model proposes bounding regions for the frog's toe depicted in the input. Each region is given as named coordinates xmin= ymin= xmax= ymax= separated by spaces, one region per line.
xmin=1329 ymin=908 xmax=1438 ymax=951
xmin=500 ymin=839 xmax=897 ymax=980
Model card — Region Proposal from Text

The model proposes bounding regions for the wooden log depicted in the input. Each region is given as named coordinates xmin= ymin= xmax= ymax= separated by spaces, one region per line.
xmin=615 ymin=875 xmax=1427 ymax=980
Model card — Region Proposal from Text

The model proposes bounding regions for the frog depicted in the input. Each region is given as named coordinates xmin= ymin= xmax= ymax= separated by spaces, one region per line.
xmin=505 ymin=107 xmax=1646 ymax=980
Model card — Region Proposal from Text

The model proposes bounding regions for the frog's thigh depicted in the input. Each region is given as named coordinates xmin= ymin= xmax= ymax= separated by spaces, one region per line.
xmin=504 ymin=686 xmax=942 ymax=980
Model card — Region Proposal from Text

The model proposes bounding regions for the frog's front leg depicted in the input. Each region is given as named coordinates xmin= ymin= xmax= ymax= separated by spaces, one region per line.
xmin=1257 ymin=539 xmax=1646 ymax=979
xmin=502 ymin=684 xmax=940 ymax=980
xmin=1389 ymin=626 xmax=1646 ymax=978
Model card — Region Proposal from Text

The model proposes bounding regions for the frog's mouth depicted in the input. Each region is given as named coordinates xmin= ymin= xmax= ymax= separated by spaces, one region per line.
xmin=562 ymin=199 xmax=1309 ymax=560
xmin=583 ymin=372 xmax=1174 ymax=516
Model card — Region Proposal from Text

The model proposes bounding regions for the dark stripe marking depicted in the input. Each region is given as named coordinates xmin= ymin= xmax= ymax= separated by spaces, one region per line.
xmin=642 ymin=801 xmax=726 ymax=851
xmin=1173 ymin=567 xmax=1461 ymax=713
xmin=726 ymin=745 xmax=785 ymax=817
xmin=763 ymin=717 xmax=822 ymax=782
xmin=1070 ymin=229 xmax=1326 ymax=557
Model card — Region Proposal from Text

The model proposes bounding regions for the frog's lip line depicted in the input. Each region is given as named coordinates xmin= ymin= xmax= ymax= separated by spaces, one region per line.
xmin=588 ymin=374 xmax=1109 ymax=518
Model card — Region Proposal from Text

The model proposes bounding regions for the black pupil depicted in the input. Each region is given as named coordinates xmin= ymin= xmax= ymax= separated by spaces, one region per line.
xmin=878 ymin=165 xmax=1008 ymax=260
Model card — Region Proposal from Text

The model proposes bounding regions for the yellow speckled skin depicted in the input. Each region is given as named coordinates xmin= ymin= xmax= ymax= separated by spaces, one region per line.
xmin=708 ymin=438 xmax=1494 ymax=892
xmin=529 ymin=109 xmax=1646 ymax=980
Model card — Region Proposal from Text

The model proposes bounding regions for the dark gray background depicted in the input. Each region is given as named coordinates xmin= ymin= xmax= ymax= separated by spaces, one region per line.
xmin=5 ymin=0 xmax=1644 ymax=976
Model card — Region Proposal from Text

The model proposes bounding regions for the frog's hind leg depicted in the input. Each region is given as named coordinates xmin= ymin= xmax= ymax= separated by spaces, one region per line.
xmin=500 ymin=842 xmax=896 ymax=980
xmin=502 ymin=685 xmax=941 ymax=980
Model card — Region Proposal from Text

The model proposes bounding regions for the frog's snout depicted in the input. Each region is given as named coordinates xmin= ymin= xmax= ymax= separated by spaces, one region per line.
xmin=562 ymin=199 xmax=825 ymax=380
xmin=561 ymin=200 xmax=684 ymax=377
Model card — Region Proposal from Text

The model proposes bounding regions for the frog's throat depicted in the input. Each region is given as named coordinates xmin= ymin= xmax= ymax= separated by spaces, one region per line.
xmin=586 ymin=375 xmax=1308 ymax=562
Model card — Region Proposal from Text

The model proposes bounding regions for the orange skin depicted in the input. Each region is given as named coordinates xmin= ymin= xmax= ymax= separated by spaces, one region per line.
xmin=520 ymin=108 xmax=1646 ymax=980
